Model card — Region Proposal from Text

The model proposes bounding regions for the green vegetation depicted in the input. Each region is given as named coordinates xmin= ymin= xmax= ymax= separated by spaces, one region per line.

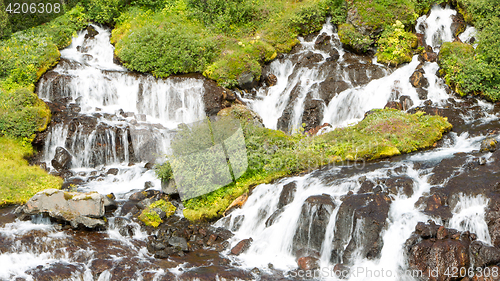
xmin=138 ymin=199 xmax=176 ymax=227
xmin=159 ymin=107 xmax=452 ymax=221
xmin=0 ymin=137 xmax=62 ymax=206
xmin=111 ymin=0 xmax=346 ymax=87
xmin=338 ymin=23 xmax=372 ymax=53
xmin=438 ymin=0 xmax=500 ymax=101
xmin=376 ymin=20 xmax=417 ymax=66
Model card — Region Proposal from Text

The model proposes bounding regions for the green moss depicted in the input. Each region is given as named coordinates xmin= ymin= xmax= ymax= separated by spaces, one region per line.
xmin=376 ymin=20 xmax=417 ymax=66
xmin=0 ymin=137 xmax=63 ymax=206
xmin=138 ymin=199 xmax=176 ymax=227
xmin=171 ymin=108 xmax=452 ymax=222
xmin=338 ymin=23 xmax=372 ymax=53
xmin=348 ymin=0 xmax=418 ymax=32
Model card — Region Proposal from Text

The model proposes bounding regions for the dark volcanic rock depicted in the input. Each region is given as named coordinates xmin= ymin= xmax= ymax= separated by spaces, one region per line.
xmin=301 ymin=96 xmax=325 ymax=132
xmin=231 ymin=238 xmax=253 ymax=255
xmin=51 ymin=146 xmax=72 ymax=171
xmin=278 ymin=181 xmax=297 ymax=209
xmin=292 ymin=194 xmax=336 ymax=256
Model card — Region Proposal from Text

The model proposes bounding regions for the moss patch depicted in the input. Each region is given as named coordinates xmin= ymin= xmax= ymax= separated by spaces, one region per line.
xmin=338 ymin=23 xmax=373 ymax=53
xmin=0 ymin=137 xmax=62 ymax=206
xmin=138 ymin=199 xmax=176 ymax=227
xmin=170 ymin=108 xmax=452 ymax=222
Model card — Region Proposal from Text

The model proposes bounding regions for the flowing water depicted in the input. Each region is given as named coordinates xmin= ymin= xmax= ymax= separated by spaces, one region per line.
xmin=1 ymin=5 xmax=499 ymax=281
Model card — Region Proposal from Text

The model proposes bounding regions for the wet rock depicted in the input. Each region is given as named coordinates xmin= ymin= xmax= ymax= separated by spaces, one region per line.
xmin=384 ymin=101 xmax=403 ymax=110
xmin=332 ymin=193 xmax=391 ymax=265
xmin=296 ymin=51 xmax=324 ymax=68
xmin=480 ymin=137 xmax=498 ymax=152
xmin=469 ymin=240 xmax=500 ymax=268
xmin=297 ymin=256 xmax=319 ymax=271
xmin=51 ymin=147 xmax=72 ymax=171
xmin=161 ymin=178 xmax=178 ymax=195
xmin=346 ymin=63 xmax=385 ymax=87
xmin=315 ymin=33 xmax=340 ymax=60
xmin=19 ymin=189 xmax=106 ymax=229
xmin=144 ymin=162 xmax=155 ymax=170
xmin=292 ymin=195 xmax=336 ymax=255
xmin=318 ymin=76 xmax=350 ymax=105
xmin=84 ymin=25 xmax=99 ymax=39
xmin=231 ymin=238 xmax=253 ymax=255
xmin=451 ymin=14 xmax=466 ymax=38
xmin=306 ymin=123 xmax=332 ymax=136
xmin=384 ymin=176 xmax=414 ymax=197
xmin=106 ymin=168 xmax=119 ymax=175
xmin=61 ymin=177 xmax=85 ymax=189
xmin=265 ymin=73 xmax=278 ymax=87
xmin=399 ymin=95 xmax=414 ymax=111
xmin=410 ymin=68 xmax=429 ymax=88
xmin=27 ymin=262 xmax=82 ymax=281
xmin=169 ymin=236 xmax=189 ymax=251
xmin=420 ymin=193 xmax=453 ymax=221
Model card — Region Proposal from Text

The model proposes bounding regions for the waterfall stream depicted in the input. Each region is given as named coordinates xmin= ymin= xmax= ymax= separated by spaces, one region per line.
xmin=0 ymin=5 xmax=499 ymax=281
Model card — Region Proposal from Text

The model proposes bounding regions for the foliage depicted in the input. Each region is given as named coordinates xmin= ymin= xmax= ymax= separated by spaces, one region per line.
xmin=80 ymin=0 xmax=125 ymax=24
xmin=338 ymin=23 xmax=372 ymax=53
xmin=348 ymin=0 xmax=418 ymax=32
xmin=438 ymin=0 xmax=500 ymax=102
xmin=0 ymin=137 xmax=62 ymax=206
xmin=112 ymin=0 xmax=347 ymax=87
xmin=156 ymin=108 xmax=452 ymax=221
xmin=376 ymin=20 xmax=417 ymax=66
xmin=0 ymin=0 xmax=10 ymax=39
xmin=138 ymin=199 xmax=176 ymax=227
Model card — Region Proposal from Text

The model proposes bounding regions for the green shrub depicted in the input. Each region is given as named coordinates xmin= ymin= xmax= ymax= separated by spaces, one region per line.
xmin=0 ymin=88 xmax=51 ymax=139
xmin=113 ymin=9 xmax=217 ymax=77
xmin=376 ymin=20 xmax=417 ymax=66
xmin=0 ymin=137 xmax=62 ymax=206
xmin=155 ymin=161 xmax=173 ymax=181
xmin=0 ymin=0 xmax=10 ymax=39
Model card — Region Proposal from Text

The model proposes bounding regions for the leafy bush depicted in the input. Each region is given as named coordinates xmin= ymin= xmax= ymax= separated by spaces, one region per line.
xmin=0 ymin=88 xmax=51 ymax=139
xmin=438 ymin=0 xmax=500 ymax=101
xmin=376 ymin=20 xmax=417 ymax=66
xmin=187 ymin=0 xmax=260 ymax=34
xmin=0 ymin=0 xmax=10 ymax=39
xmin=0 ymin=137 xmax=63 ymax=206
xmin=80 ymin=0 xmax=125 ymax=24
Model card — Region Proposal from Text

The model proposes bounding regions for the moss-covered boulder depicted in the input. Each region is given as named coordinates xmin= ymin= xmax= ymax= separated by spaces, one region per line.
xmin=338 ymin=23 xmax=373 ymax=54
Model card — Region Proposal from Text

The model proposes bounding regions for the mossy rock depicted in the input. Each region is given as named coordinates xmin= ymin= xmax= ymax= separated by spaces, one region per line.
xmin=376 ymin=21 xmax=418 ymax=66
xmin=138 ymin=199 xmax=176 ymax=227
xmin=338 ymin=23 xmax=373 ymax=54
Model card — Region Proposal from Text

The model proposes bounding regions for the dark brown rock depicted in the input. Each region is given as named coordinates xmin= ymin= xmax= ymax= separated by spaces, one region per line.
xmin=297 ymin=256 xmax=319 ymax=271
xmin=231 ymin=238 xmax=253 ymax=255
xmin=410 ymin=69 xmax=429 ymax=88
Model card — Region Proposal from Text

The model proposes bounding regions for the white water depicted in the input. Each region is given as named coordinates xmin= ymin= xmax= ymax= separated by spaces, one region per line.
xmin=216 ymin=5 xmax=496 ymax=281
xmin=1 ymin=5 xmax=495 ymax=280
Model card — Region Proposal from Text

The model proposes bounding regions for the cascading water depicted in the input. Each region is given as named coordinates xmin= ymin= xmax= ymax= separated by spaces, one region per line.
xmin=1 ymin=5 xmax=499 ymax=281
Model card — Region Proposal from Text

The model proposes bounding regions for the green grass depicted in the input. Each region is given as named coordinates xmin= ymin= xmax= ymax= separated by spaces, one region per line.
xmin=437 ymin=0 xmax=500 ymax=101
xmin=375 ymin=20 xmax=417 ymax=66
xmin=0 ymin=137 xmax=62 ymax=206
xmin=162 ymin=107 xmax=452 ymax=222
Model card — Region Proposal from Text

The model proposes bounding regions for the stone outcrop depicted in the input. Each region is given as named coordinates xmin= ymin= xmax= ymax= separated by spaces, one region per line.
xmin=17 ymin=189 xmax=107 ymax=229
